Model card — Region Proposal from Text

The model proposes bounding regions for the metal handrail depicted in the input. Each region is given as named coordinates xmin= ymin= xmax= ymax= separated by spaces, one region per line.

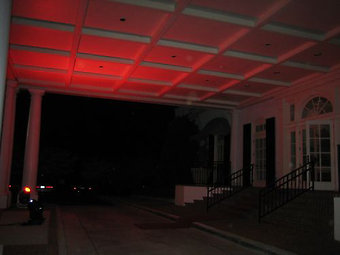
xmin=258 ymin=160 xmax=314 ymax=222
xmin=207 ymin=164 xmax=254 ymax=210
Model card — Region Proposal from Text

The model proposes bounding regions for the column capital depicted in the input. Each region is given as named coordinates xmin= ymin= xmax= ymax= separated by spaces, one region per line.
xmin=28 ymin=89 xmax=45 ymax=97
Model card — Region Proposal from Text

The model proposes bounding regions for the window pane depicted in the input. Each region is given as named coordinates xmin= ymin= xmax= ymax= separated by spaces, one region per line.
xmin=309 ymin=139 xmax=319 ymax=152
xmin=321 ymin=168 xmax=331 ymax=182
xmin=309 ymin=125 xmax=319 ymax=138
xmin=321 ymin=153 xmax=331 ymax=166
xmin=320 ymin=125 xmax=330 ymax=138
xmin=321 ymin=139 xmax=330 ymax=152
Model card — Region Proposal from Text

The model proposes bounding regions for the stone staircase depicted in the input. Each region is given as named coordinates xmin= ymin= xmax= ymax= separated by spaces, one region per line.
xmin=185 ymin=187 xmax=336 ymax=234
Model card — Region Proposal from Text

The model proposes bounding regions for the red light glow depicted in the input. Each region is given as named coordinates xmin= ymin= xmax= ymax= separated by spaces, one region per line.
xmin=24 ymin=186 xmax=31 ymax=193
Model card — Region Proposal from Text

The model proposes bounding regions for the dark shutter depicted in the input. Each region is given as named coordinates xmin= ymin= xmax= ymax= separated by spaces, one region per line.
xmin=266 ymin=117 xmax=276 ymax=186
xmin=243 ymin=123 xmax=251 ymax=186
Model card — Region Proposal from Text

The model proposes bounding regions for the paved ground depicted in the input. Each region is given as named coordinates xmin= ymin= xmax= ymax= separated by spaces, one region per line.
xmin=115 ymin=195 xmax=340 ymax=255
xmin=59 ymin=203 xmax=260 ymax=255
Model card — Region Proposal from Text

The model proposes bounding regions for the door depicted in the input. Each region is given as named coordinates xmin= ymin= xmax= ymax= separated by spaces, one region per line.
xmin=306 ymin=121 xmax=333 ymax=190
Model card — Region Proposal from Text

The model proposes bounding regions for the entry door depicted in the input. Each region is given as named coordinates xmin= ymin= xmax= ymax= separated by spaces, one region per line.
xmin=306 ymin=121 xmax=333 ymax=190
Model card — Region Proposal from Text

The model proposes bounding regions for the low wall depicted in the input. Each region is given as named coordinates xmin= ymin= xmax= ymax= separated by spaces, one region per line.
xmin=175 ymin=185 xmax=207 ymax=206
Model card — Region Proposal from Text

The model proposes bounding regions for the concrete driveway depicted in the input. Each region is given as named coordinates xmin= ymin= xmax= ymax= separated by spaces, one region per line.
xmin=59 ymin=203 xmax=260 ymax=255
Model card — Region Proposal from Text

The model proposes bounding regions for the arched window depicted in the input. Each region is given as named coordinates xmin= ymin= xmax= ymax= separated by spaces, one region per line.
xmin=302 ymin=97 xmax=333 ymax=119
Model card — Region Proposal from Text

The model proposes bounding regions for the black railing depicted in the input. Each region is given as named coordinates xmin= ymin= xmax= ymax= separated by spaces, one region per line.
xmin=207 ymin=164 xmax=254 ymax=210
xmin=258 ymin=160 xmax=314 ymax=222
xmin=190 ymin=161 xmax=230 ymax=186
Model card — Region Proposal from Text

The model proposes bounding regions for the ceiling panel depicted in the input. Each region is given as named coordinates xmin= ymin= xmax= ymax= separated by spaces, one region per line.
xmin=10 ymin=49 xmax=69 ymax=70
xmin=183 ymin=73 xmax=237 ymax=90
xmin=119 ymin=82 xmax=165 ymax=94
xmin=79 ymin=35 xmax=147 ymax=60
xmin=74 ymin=58 xmax=131 ymax=77
xmin=227 ymin=80 xmax=279 ymax=94
xmin=255 ymin=65 xmax=319 ymax=82
xmin=290 ymin=43 xmax=340 ymax=67
xmin=230 ymin=29 xmax=311 ymax=58
xmin=191 ymin=0 xmax=278 ymax=19
xmin=145 ymin=45 xmax=212 ymax=67
xmin=85 ymin=0 xmax=168 ymax=36
xmin=271 ymin=0 xmax=340 ymax=33
xmin=10 ymin=24 xmax=73 ymax=51
xmin=202 ymin=55 xmax=265 ymax=75
xmin=72 ymin=73 xmax=120 ymax=89
xmin=163 ymin=14 xmax=245 ymax=48
xmin=131 ymin=66 xmax=187 ymax=83
xmin=12 ymin=0 xmax=79 ymax=24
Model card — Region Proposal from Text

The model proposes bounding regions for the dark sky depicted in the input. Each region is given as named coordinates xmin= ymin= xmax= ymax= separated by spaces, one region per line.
xmin=11 ymin=90 xmax=177 ymax=185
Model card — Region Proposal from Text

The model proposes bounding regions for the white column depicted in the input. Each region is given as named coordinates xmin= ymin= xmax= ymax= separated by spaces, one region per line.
xmin=0 ymin=0 xmax=12 ymax=137
xmin=230 ymin=109 xmax=240 ymax=172
xmin=22 ymin=89 xmax=45 ymax=200
xmin=0 ymin=81 xmax=18 ymax=208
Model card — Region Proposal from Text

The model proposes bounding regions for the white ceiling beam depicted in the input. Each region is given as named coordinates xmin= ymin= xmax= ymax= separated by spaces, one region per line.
xmin=127 ymin=77 xmax=172 ymax=86
xmin=18 ymin=84 xmax=233 ymax=110
xmin=158 ymin=39 xmax=218 ymax=54
xmin=118 ymin=88 xmax=159 ymax=97
xmin=140 ymin=61 xmax=191 ymax=72
xmin=164 ymin=94 xmax=200 ymax=101
xmin=14 ymin=64 xmax=67 ymax=73
xmin=77 ymin=53 xmax=134 ymax=64
xmin=182 ymin=5 xmax=257 ymax=27
xmin=224 ymin=50 xmax=277 ymax=64
xmin=73 ymin=71 xmax=122 ymax=80
xmin=282 ymin=61 xmax=329 ymax=72
xmin=82 ymin=27 xmax=151 ymax=43
xmin=248 ymin=77 xmax=290 ymax=86
xmin=198 ymin=69 xmax=243 ymax=80
xmin=10 ymin=44 xmax=70 ymax=56
xmin=204 ymin=98 xmax=239 ymax=106
xmin=109 ymin=0 xmax=176 ymax=12
xmin=12 ymin=17 xmax=74 ymax=32
xmin=262 ymin=22 xmax=324 ymax=41
xmin=222 ymin=89 xmax=262 ymax=97
xmin=18 ymin=78 xmax=65 ymax=87
xmin=178 ymin=83 xmax=218 ymax=92
xmin=71 ymin=83 xmax=114 ymax=92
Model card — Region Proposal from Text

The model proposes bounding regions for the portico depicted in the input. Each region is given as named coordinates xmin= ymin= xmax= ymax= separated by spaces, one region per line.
xmin=1 ymin=0 xmax=340 ymax=209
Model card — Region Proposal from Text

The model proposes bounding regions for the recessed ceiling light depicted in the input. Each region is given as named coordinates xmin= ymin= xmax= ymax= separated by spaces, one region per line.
xmin=264 ymin=43 xmax=272 ymax=46
xmin=313 ymin=52 xmax=322 ymax=57
xmin=120 ymin=17 xmax=126 ymax=22
xmin=273 ymin=71 xmax=280 ymax=74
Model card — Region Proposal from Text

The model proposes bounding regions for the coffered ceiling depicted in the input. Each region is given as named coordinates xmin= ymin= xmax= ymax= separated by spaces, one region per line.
xmin=6 ymin=0 xmax=340 ymax=109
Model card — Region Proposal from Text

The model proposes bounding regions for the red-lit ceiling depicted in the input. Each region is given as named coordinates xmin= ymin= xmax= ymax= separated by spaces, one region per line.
xmin=7 ymin=0 xmax=340 ymax=109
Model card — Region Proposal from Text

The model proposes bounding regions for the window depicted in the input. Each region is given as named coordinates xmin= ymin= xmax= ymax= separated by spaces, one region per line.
xmin=302 ymin=97 xmax=333 ymax=119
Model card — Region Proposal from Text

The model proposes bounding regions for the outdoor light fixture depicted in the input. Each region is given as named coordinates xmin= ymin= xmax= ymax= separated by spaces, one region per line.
xmin=18 ymin=186 xmax=31 ymax=206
